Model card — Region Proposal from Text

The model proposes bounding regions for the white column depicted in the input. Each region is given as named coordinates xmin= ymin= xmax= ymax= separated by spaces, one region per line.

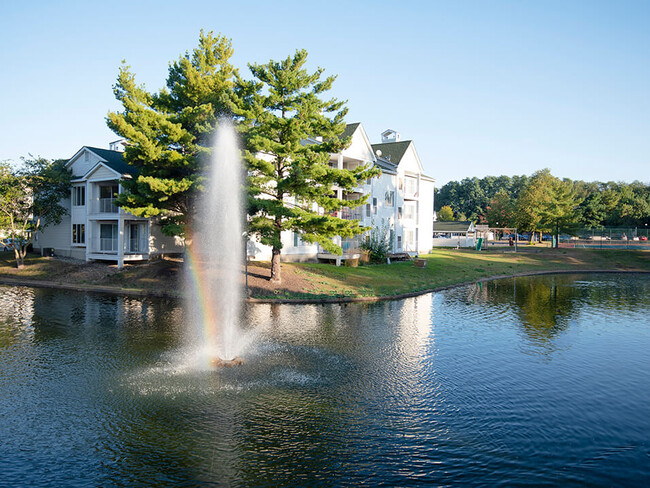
xmin=117 ymin=219 xmax=125 ymax=269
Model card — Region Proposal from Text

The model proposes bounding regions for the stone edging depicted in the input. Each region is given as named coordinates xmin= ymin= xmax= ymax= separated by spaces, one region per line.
xmin=1 ymin=269 xmax=648 ymax=304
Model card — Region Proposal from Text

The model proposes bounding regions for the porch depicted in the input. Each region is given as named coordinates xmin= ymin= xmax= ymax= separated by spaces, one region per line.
xmin=87 ymin=221 xmax=149 ymax=264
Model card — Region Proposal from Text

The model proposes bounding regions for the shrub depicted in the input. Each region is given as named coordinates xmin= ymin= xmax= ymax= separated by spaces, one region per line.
xmin=360 ymin=223 xmax=392 ymax=263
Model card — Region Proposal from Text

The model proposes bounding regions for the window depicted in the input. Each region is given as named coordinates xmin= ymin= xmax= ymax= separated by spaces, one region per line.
xmin=72 ymin=224 xmax=85 ymax=244
xmin=398 ymin=207 xmax=403 ymax=219
xmin=397 ymin=235 xmax=402 ymax=249
xmin=366 ymin=203 xmax=371 ymax=217
xmin=385 ymin=191 xmax=394 ymax=207
xmin=100 ymin=185 xmax=118 ymax=199
xmin=372 ymin=197 xmax=378 ymax=214
xmin=72 ymin=186 xmax=85 ymax=206
xmin=405 ymin=177 xmax=418 ymax=195
xmin=404 ymin=202 xmax=416 ymax=220
xmin=293 ymin=232 xmax=302 ymax=247
xmin=99 ymin=185 xmax=119 ymax=213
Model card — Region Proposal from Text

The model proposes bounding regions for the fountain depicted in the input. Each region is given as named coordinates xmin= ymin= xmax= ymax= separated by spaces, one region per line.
xmin=185 ymin=119 xmax=246 ymax=367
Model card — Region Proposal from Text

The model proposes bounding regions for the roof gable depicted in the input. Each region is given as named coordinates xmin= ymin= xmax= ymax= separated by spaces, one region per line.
xmin=371 ymin=141 xmax=411 ymax=165
xmin=83 ymin=161 xmax=123 ymax=181
xmin=340 ymin=122 xmax=376 ymax=163
xmin=85 ymin=147 xmax=136 ymax=176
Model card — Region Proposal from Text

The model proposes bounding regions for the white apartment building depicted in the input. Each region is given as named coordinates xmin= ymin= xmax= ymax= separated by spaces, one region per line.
xmin=33 ymin=143 xmax=184 ymax=267
xmin=35 ymin=123 xmax=434 ymax=266
xmin=248 ymin=123 xmax=435 ymax=262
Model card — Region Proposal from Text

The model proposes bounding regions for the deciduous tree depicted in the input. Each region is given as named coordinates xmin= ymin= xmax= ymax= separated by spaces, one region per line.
xmin=437 ymin=205 xmax=455 ymax=221
xmin=0 ymin=157 xmax=71 ymax=267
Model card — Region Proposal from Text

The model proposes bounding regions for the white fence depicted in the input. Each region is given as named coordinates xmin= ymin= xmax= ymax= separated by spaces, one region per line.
xmin=432 ymin=236 xmax=476 ymax=248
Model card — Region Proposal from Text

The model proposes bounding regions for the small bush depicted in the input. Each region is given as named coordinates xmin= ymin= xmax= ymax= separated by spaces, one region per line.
xmin=360 ymin=223 xmax=392 ymax=263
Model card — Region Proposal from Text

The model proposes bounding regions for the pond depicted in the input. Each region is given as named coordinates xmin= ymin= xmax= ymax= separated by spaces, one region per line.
xmin=1 ymin=273 xmax=649 ymax=486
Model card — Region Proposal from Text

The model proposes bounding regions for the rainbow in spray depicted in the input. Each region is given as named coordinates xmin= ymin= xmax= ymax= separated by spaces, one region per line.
xmin=185 ymin=120 xmax=244 ymax=364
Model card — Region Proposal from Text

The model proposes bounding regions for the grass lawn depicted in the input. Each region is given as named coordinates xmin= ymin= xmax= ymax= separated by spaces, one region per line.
xmin=270 ymin=247 xmax=650 ymax=299
xmin=1 ymin=247 xmax=649 ymax=301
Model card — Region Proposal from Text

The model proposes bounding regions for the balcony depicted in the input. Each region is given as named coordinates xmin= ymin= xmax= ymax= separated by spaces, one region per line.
xmin=90 ymin=237 xmax=148 ymax=255
xmin=339 ymin=208 xmax=363 ymax=220
xmin=90 ymin=197 xmax=119 ymax=214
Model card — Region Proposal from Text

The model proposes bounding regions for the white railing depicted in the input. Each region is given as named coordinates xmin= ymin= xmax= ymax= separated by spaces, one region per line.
xmin=99 ymin=198 xmax=119 ymax=213
xmin=339 ymin=208 xmax=363 ymax=220
xmin=127 ymin=237 xmax=148 ymax=254
xmin=98 ymin=238 xmax=118 ymax=253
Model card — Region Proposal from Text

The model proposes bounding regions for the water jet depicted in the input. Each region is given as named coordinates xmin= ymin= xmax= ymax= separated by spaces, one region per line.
xmin=185 ymin=120 xmax=247 ymax=367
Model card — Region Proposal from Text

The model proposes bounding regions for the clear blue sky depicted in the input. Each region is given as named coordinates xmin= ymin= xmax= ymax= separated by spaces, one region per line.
xmin=1 ymin=0 xmax=648 ymax=186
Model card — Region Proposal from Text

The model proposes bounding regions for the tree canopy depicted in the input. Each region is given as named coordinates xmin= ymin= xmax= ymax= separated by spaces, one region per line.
xmin=437 ymin=171 xmax=649 ymax=231
xmin=107 ymin=30 xmax=237 ymax=238
xmin=0 ymin=157 xmax=71 ymax=267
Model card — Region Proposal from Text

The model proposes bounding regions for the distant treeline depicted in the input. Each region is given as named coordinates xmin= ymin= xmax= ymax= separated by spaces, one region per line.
xmin=434 ymin=169 xmax=650 ymax=231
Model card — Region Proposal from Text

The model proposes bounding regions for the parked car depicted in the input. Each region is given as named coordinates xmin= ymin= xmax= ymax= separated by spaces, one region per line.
xmin=2 ymin=238 xmax=28 ymax=251
xmin=640 ymin=236 xmax=648 ymax=241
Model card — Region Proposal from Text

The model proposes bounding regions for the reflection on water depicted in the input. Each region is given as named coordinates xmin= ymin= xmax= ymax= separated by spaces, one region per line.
xmin=1 ymin=274 xmax=649 ymax=486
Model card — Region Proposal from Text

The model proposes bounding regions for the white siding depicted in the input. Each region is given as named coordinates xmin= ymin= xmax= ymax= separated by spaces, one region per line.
xmin=148 ymin=222 xmax=185 ymax=255
xmin=34 ymin=199 xmax=73 ymax=253
xmin=87 ymin=165 xmax=119 ymax=181
xmin=418 ymin=179 xmax=435 ymax=253
xmin=68 ymin=149 xmax=104 ymax=178
xmin=342 ymin=127 xmax=376 ymax=162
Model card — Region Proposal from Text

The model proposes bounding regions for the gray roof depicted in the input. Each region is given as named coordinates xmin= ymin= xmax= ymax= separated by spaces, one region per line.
xmin=374 ymin=157 xmax=398 ymax=173
xmin=341 ymin=122 xmax=360 ymax=140
xmin=433 ymin=221 xmax=474 ymax=232
xmin=370 ymin=141 xmax=412 ymax=165
xmin=85 ymin=147 xmax=137 ymax=176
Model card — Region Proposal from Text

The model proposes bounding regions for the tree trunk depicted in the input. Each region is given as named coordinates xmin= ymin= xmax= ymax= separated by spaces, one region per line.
xmin=14 ymin=247 xmax=24 ymax=268
xmin=270 ymin=247 xmax=281 ymax=283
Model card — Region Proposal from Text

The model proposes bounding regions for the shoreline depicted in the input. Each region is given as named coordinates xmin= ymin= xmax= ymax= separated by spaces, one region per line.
xmin=2 ymin=269 xmax=649 ymax=304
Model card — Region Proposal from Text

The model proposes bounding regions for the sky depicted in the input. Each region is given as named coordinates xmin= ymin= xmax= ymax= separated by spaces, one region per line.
xmin=1 ymin=0 xmax=648 ymax=186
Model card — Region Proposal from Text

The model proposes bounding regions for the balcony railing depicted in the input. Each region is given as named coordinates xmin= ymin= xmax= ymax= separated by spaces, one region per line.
xmin=127 ymin=237 xmax=148 ymax=254
xmin=339 ymin=208 xmax=363 ymax=220
xmin=99 ymin=197 xmax=119 ymax=213
xmin=99 ymin=238 xmax=118 ymax=253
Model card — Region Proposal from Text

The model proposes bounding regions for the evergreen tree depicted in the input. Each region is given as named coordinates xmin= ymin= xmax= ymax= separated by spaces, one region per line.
xmin=107 ymin=31 xmax=236 ymax=238
xmin=235 ymin=50 xmax=378 ymax=282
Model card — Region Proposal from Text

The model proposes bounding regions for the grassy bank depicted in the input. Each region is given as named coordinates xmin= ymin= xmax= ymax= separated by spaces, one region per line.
xmin=1 ymin=248 xmax=649 ymax=301
xmin=270 ymin=247 xmax=650 ymax=299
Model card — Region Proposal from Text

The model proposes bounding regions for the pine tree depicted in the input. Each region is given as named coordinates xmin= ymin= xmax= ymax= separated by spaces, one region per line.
xmin=106 ymin=31 xmax=236 ymax=238
xmin=235 ymin=50 xmax=379 ymax=282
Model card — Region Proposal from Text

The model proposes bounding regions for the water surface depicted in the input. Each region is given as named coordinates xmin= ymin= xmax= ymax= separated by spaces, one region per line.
xmin=1 ymin=274 xmax=649 ymax=486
